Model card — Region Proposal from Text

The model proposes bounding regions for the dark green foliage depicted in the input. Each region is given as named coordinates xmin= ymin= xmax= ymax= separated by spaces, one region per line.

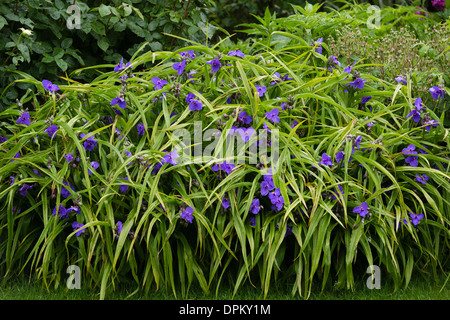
xmin=0 ymin=0 xmax=214 ymax=111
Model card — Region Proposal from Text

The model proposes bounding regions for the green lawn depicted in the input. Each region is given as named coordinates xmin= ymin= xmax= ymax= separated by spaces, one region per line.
xmin=1 ymin=273 xmax=448 ymax=300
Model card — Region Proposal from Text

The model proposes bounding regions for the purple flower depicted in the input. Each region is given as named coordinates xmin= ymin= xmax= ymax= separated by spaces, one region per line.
xmin=152 ymin=77 xmax=168 ymax=90
xmin=189 ymin=99 xmax=203 ymax=111
xmin=65 ymin=153 xmax=74 ymax=163
xmin=352 ymin=135 xmax=362 ymax=154
xmin=80 ymin=133 xmax=97 ymax=151
xmin=260 ymin=176 xmax=275 ymax=196
xmin=53 ymin=205 xmax=69 ymax=219
xmin=206 ymin=59 xmax=221 ymax=73
xmin=10 ymin=176 xmax=15 ymax=186
xmin=61 ymin=181 xmax=75 ymax=198
xmin=429 ymin=86 xmax=444 ymax=100
xmin=331 ymin=185 xmax=344 ymax=200
xmin=328 ymin=55 xmax=341 ymax=67
xmin=19 ymin=184 xmax=33 ymax=196
xmin=238 ymin=127 xmax=256 ymax=143
xmin=0 ymin=136 xmax=8 ymax=143
xmin=238 ymin=111 xmax=253 ymax=124
xmin=250 ymin=198 xmax=261 ymax=214
xmin=255 ymin=85 xmax=267 ymax=98
xmin=409 ymin=212 xmax=424 ymax=225
xmin=423 ymin=119 xmax=439 ymax=133
xmin=185 ymin=92 xmax=196 ymax=103
xmin=395 ymin=75 xmax=407 ymax=85
xmin=72 ymin=221 xmax=86 ymax=237
xmin=67 ymin=206 xmax=80 ymax=214
xmin=137 ymin=123 xmax=145 ymax=136
xmin=270 ymin=72 xmax=282 ymax=85
xmin=402 ymin=144 xmax=417 ymax=155
xmin=431 ymin=0 xmax=445 ymax=11
xmin=119 ymin=177 xmax=129 ymax=193
xmin=268 ymin=188 xmax=281 ymax=204
xmin=401 ymin=145 xmax=418 ymax=167
xmin=116 ymin=221 xmax=123 ymax=234
xmin=249 ymin=216 xmax=256 ymax=227
xmin=318 ymin=153 xmax=333 ymax=167
xmin=42 ymin=79 xmax=60 ymax=92
xmin=114 ymin=58 xmax=132 ymax=72
xmin=405 ymin=155 xmax=419 ymax=167
xmin=212 ymin=161 xmax=236 ymax=175
xmin=44 ymin=124 xmax=58 ymax=139
xmin=361 ymin=96 xmax=372 ymax=104
xmin=336 ymin=151 xmax=345 ymax=165
xmin=344 ymin=61 xmax=357 ymax=73
xmin=88 ymin=161 xmax=99 ymax=175
xmin=268 ymin=188 xmax=284 ymax=212
xmin=181 ymin=206 xmax=194 ymax=223
xmin=415 ymin=97 xmax=424 ymax=110
xmin=314 ymin=37 xmax=323 ymax=54
xmin=265 ymin=108 xmax=280 ymax=124
xmin=179 ymin=50 xmax=195 ymax=59
xmin=415 ymin=174 xmax=429 ymax=185
xmin=16 ymin=112 xmax=31 ymax=126
xmin=173 ymin=60 xmax=187 ymax=75
xmin=407 ymin=109 xmax=421 ymax=123
xmin=349 ymin=78 xmax=365 ymax=89
xmin=260 ymin=178 xmax=275 ymax=196
xmin=228 ymin=49 xmax=245 ymax=58
xmin=222 ymin=196 xmax=230 ymax=209
xmin=110 ymin=96 xmax=127 ymax=109
xmin=353 ymin=202 xmax=369 ymax=218
xmin=162 ymin=150 xmax=178 ymax=166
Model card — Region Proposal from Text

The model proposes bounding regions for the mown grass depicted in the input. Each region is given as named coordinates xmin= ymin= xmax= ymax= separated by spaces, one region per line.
xmin=1 ymin=272 xmax=448 ymax=300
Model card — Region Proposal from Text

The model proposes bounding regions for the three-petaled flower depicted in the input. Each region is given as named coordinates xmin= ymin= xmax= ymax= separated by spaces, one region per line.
xmin=429 ymin=86 xmax=444 ymax=100
xmin=401 ymin=144 xmax=419 ymax=167
xmin=255 ymin=85 xmax=267 ymax=98
xmin=206 ymin=59 xmax=222 ymax=73
xmin=250 ymin=198 xmax=261 ymax=214
xmin=212 ymin=161 xmax=236 ymax=175
xmin=314 ymin=37 xmax=323 ymax=54
xmin=44 ymin=124 xmax=58 ymax=139
xmin=189 ymin=99 xmax=203 ymax=111
xmin=19 ymin=184 xmax=33 ymax=196
xmin=173 ymin=60 xmax=187 ymax=75
xmin=395 ymin=75 xmax=407 ymax=85
xmin=353 ymin=201 xmax=369 ymax=218
xmin=415 ymin=174 xmax=429 ymax=185
xmin=349 ymin=78 xmax=365 ymax=89
xmin=152 ymin=77 xmax=168 ymax=90
xmin=80 ymin=133 xmax=97 ymax=151
xmin=265 ymin=108 xmax=280 ymax=124
xmin=111 ymin=96 xmax=127 ymax=109
xmin=42 ymin=79 xmax=60 ymax=92
xmin=72 ymin=221 xmax=86 ymax=237
xmin=318 ymin=153 xmax=333 ymax=167
xmin=228 ymin=49 xmax=245 ymax=58
xmin=16 ymin=112 xmax=31 ymax=126
xmin=114 ymin=58 xmax=132 ymax=73
xmin=181 ymin=206 xmax=194 ymax=223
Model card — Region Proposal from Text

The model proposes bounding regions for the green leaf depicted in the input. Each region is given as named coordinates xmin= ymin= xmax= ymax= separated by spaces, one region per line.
xmin=91 ymin=20 xmax=106 ymax=36
xmin=98 ymin=4 xmax=111 ymax=17
xmin=97 ymin=37 xmax=109 ymax=52
xmin=55 ymin=58 xmax=68 ymax=72
xmin=0 ymin=15 xmax=7 ymax=30
xmin=61 ymin=38 xmax=73 ymax=49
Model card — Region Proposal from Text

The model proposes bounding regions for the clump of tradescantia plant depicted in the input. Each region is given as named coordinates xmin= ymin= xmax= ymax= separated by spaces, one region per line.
xmin=0 ymin=29 xmax=449 ymax=299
